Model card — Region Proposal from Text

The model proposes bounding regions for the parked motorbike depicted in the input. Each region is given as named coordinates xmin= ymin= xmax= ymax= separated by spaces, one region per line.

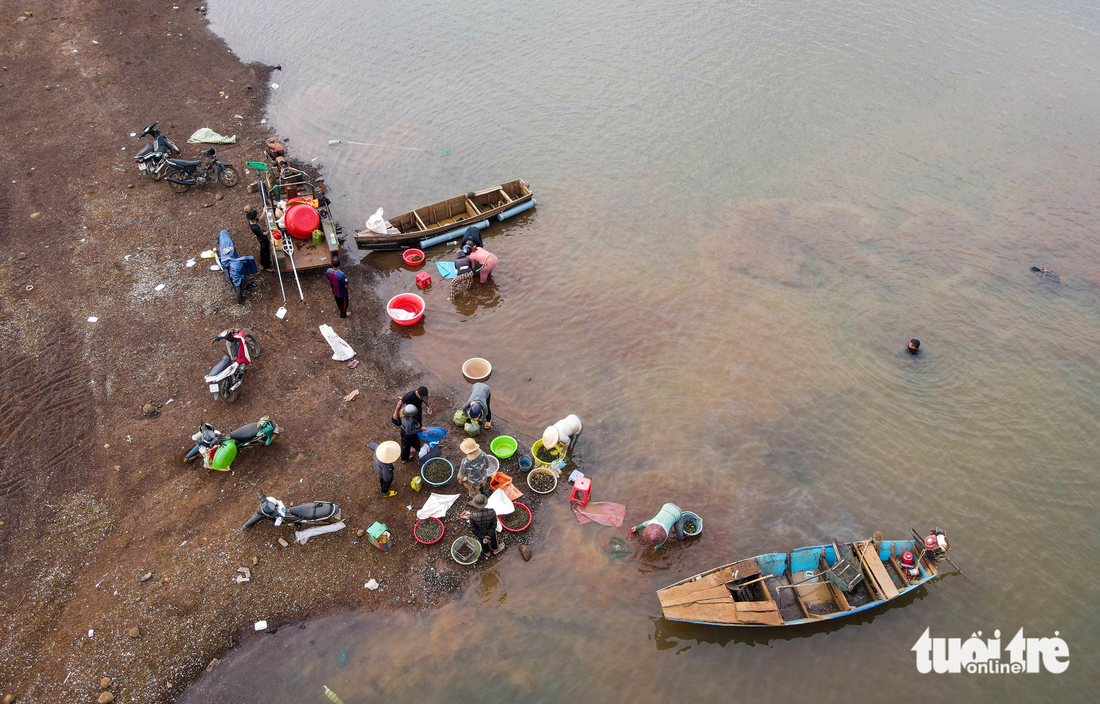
xmin=164 ymin=148 xmax=239 ymax=192
xmin=204 ymin=328 xmax=258 ymax=404
xmin=133 ymin=121 xmax=180 ymax=181
xmin=243 ymin=492 xmax=342 ymax=529
xmin=183 ymin=416 xmax=280 ymax=470
xmin=214 ymin=229 xmax=257 ymax=304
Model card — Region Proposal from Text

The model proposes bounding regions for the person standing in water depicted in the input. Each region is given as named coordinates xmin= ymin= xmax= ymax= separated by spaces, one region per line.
xmin=908 ymin=339 xmax=920 ymax=355
xmin=468 ymin=245 xmax=498 ymax=284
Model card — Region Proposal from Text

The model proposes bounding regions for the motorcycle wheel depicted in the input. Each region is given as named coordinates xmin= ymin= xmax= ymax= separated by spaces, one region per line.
xmin=219 ymin=166 xmax=240 ymax=187
xmin=236 ymin=283 xmax=244 ymax=304
xmin=165 ymin=170 xmax=190 ymax=193
xmin=245 ymin=334 xmax=260 ymax=358
xmin=221 ymin=385 xmax=240 ymax=404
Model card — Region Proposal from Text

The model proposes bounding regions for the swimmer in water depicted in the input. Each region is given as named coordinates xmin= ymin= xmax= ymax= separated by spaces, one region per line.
xmin=908 ymin=339 xmax=920 ymax=355
xmin=1031 ymin=266 xmax=1064 ymax=283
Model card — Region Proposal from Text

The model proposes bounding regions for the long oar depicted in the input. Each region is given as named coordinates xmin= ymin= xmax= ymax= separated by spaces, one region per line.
xmin=255 ymin=168 xmax=287 ymax=305
xmin=282 ymin=236 xmax=305 ymax=301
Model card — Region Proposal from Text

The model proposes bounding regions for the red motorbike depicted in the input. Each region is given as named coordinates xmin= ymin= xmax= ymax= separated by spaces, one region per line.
xmin=204 ymin=329 xmax=259 ymax=404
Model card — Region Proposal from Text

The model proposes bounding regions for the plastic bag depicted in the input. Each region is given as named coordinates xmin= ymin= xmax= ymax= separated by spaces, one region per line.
xmin=366 ymin=208 xmax=388 ymax=234
xmin=319 ymin=324 xmax=356 ymax=361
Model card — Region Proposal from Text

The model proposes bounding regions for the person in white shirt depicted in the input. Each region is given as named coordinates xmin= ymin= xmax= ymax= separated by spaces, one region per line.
xmin=541 ymin=414 xmax=583 ymax=457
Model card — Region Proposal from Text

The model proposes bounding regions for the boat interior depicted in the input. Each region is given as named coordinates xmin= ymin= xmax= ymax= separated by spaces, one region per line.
xmin=658 ymin=539 xmax=937 ymax=626
xmin=388 ymin=180 xmax=532 ymax=234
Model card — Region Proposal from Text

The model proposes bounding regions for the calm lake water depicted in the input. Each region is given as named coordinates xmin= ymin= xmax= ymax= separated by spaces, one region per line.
xmin=189 ymin=0 xmax=1100 ymax=701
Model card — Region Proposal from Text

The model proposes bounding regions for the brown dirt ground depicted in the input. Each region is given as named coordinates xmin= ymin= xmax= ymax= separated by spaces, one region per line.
xmin=0 ymin=3 xmax=541 ymax=702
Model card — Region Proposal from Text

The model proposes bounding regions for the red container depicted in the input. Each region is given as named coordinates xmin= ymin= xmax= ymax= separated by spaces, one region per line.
xmin=502 ymin=502 xmax=532 ymax=532
xmin=402 ymin=248 xmax=425 ymax=266
xmin=284 ymin=203 xmax=320 ymax=238
xmin=415 ymin=271 xmax=432 ymax=289
xmin=413 ymin=517 xmax=445 ymax=545
xmin=387 ymin=293 xmax=425 ymax=326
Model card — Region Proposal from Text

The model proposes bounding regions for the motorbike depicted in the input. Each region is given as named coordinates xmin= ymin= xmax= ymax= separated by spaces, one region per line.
xmin=133 ymin=121 xmax=181 ymax=181
xmin=205 ymin=328 xmax=258 ymax=404
xmin=243 ymin=492 xmax=342 ymax=529
xmin=183 ymin=416 xmax=280 ymax=470
xmin=164 ymin=147 xmax=240 ymax=192
xmin=214 ymin=229 xmax=257 ymax=304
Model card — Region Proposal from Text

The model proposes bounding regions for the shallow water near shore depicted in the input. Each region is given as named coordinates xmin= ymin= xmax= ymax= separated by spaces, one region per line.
xmin=190 ymin=0 xmax=1099 ymax=701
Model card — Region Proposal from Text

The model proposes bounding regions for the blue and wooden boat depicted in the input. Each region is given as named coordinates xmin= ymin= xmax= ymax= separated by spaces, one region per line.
xmin=657 ymin=536 xmax=944 ymax=627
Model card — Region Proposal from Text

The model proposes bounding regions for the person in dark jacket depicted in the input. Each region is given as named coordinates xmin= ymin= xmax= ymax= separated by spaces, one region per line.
xmin=398 ymin=403 xmax=422 ymax=462
xmin=247 ymin=209 xmax=273 ymax=272
xmin=459 ymin=225 xmax=483 ymax=251
xmin=392 ymin=386 xmax=429 ymax=424
xmin=326 ymin=261 xmax=351 ymax=318
xmin=368 ymin=440 xmax=400 ymax=496
xmin=468 ymin=493 xmax=503 ymax=555
xmin=449 ymin=245 xmax=476 ymax=300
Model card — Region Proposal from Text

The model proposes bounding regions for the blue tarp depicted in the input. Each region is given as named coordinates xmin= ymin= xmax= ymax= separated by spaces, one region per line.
xmin=435 ymin=261 xmax=457 ymax=279
xmin=218 ymin=230 xmax=257 ymax=287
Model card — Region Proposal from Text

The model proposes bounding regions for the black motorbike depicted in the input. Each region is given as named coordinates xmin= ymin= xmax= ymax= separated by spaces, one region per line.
xmin=243 ymin=493 xmax=342 ymax=529
xmin=183 ymin=416 xmax=280 ymax=466
xmin=165 ymin=148 xmax=240 ymax=192
xmin=133 ymin=121 xmax=180 ymax=181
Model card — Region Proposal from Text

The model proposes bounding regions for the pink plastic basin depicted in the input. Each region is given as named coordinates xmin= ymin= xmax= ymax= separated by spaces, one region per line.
xmin=387 ymin=293 xmax=425 ymax=326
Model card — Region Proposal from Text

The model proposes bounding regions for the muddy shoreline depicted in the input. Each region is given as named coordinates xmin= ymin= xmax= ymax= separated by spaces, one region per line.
xmin=0 ymin=3 xmax=535 ymax=702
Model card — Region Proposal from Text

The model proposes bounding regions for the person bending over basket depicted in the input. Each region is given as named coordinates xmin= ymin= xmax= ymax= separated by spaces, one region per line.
xmin=461 ymin=382 xmax=492 ymax=430
xmin=469 ymin=493 xmax=503 ymax=556
xmin=542 ymin=414 xmax=583 ymax=458
xmin=449 ymin=245 xmax=476 ymax=300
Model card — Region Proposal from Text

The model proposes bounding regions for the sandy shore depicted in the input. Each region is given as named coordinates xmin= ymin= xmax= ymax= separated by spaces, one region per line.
xmin=0 ymin=3 xmax=536 ymax=702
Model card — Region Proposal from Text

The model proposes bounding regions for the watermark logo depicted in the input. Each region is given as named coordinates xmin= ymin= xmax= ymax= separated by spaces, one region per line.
xmin=912 ymin=628 xmax=1069 ymax=674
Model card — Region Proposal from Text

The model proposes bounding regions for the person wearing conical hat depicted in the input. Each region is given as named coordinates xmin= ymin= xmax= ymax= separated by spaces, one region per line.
xmin=457 ymin=438 xmax=492 ymax=498
xmin=368 ymin=440 xmax=401 ymax=496
xmin=542 ymin=414 xmax=583 ymax=458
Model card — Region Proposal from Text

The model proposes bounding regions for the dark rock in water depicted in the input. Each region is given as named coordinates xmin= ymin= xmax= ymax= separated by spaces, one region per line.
xmin=519 ymin=545 xmax=531 ymax=561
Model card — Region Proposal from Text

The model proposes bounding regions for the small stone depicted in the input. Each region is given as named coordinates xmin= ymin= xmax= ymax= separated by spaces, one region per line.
xmin=24 ymin=11 xmax=32 ymax=16
xmin=128 ymin=626 xmax=140 ymax=638
xmin=356 ymin=529 xmax=364 ymax=537
xmin=203 ymin=203 xmax=213 ymax=208
xmin=29 ymin=212 xmax=40 ymax=219
xmin=127 ymin=183 xmax=134 ymax=189
xmin=519 ymin=545 xmax=532 ymax=561
xmin=141 ymin=403 xmax=158 ymax=418
xmin=3 ymin=694 xmax=16 ymax=704
xmin=205 ymin=658 xmax=220 ymax=672
xmin=277 ymin=538 xmax=288 ymax=547
xmin=43 ymin=84 xmax=50 ymax=90
xmin=139 ymin=572 xmax=152 ymax=582
xmin=97 ymin=693 xmax=114 ymax=704
xmin=16 ymin=16 xmax=27 ymax=22
xmin=16 ymin=252 xmax=25 ymax=260
xmin=103 ymin=443 xmax=110 ymax=449
xmin=100 ymin=677 xmax=112 ymax=689
xmin=215 ymin=193 xmax=224 ymax=201
xmin=251 ymin=556 xmax=257 ymax=566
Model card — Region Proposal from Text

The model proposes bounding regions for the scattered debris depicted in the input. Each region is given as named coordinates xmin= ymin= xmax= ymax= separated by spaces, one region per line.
xmin=29 ymin=212 xmax=40 ymax=219
xmin=100 ymin=678 xmax=112 ymax=689
xmin=154 ymin=284 xmax=165 ymax=291
xmin=236 ymin=567 xmax=251 ymax=583
xmin=356 ymin=529 xmax=364 ymax=538
xmin=128 ymin=626 xmax=140 ymax=638
xmin=87 ymin=316 xmax=99 ymax=323
xmin=364 ymin=579 xmax=379 ymax=590
xmin=347 ymin=359 xmax=360 ymax=369
xmin=139 ymin=572 xmax=152 ymax=583
xmin=16 ymin=252 xmax=25 ymax=260
xmin=205 ymin=658 xmax=220 ymax=672
xmin=277 ymin=538 xmax=289 ymax=547
xmin=97 ymin=693 xmax=114 ymax=704
xmin=251 ymin=556 xmax=258 ymax=566
xmin=342 ymin=389 xmax=359 ymax=402
xmin=253 ymin=620 xmax=267 ymax=631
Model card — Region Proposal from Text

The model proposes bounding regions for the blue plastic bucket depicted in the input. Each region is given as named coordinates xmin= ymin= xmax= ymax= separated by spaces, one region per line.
xmin=518 ymin=455 xmax=533 ymax=472
xmin=681 ymin=511 xmax=703 ymax=537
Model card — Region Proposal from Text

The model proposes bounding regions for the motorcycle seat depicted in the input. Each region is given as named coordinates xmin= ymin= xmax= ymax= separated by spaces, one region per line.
xmin=288 ymin=502 xmax=335 ymax=520
xmin=230 ymin=423 xmax=260 ymax=441
xmin=207 ymin=354 xmax=233 ymax=376
xmin=169 ymin=159 xmax=202 ymax=168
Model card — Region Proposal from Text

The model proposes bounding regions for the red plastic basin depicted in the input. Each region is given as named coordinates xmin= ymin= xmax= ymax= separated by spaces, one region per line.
xmin=502 ymin=502 xmax=532 ymax=532
xmin=285 ymin=203 xmax=321 ymax=238
xmin=387 ymin=293 xmax=425 ymax=326
xmin=402 ymin=248 xmax=425 ymax=266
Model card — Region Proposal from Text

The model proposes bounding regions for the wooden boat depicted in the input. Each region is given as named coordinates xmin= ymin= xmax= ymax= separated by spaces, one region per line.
xmin=657 ymin=536 xmax=943 ymax=627
xmin=354 ymin=179 xmax=534 ymax=251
